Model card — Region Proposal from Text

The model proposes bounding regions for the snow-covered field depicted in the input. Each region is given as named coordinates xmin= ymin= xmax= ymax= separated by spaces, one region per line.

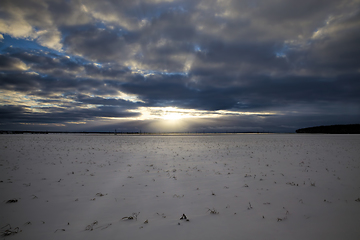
xmin=1 ymin=134 xmax=360 ymax=240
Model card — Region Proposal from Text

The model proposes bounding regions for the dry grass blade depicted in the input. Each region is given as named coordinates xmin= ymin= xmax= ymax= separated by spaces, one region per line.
xmin=5 ymin=199 xmax=18 ymax=203
xmin=207 ymin=208 xmax=219 ymax=214
xmin=122 ymin=212 xmax=140 ymax=221
xmin=85 ymin=221 xmax=98 ymax=231
xmin=1 ymin=225 xmax=20 ymax=237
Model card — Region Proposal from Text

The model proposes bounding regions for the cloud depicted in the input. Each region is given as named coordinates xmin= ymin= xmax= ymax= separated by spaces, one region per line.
xmin=63 ymin=25 xmax=135 ymax=62
xmin=0 ymin=104 xmax=140 ymax=127
xmin=0 ymin=1 xmax=36 ymax=39
xmin=0 ymin=54 xmax=29 ymax=71
xmin=1 ymin=0 xmax=360 ymax=132
xmin=47 ymin=0 xmax=91 ymax=26
xmin=0 ymin=0 xmax=90 ymax=51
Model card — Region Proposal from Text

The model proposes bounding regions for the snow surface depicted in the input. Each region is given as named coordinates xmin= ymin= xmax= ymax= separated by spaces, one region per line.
xmin=1 ymin=134 xmax=360 ymax=240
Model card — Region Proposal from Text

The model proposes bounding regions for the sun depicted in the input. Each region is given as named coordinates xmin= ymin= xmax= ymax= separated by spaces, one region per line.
xmin=162 ymin=111 xmax=183 ymax=121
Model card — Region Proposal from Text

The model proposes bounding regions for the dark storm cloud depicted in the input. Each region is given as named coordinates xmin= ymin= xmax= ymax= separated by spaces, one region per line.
xmin=0 ymin=69 xmax=138 ymax=99
xmin=4 ymin=47 xmax=134 ymax=80
xmin=287 ymin=11 xmax=360 ymax=75
xmin=47 ymin=0 xmax=91 ymax=26
xmin=83 ymin=64 xmax=130 ymax=79
xmin=0 ymin=105 xmax=27 ymax=121
xmin=63 ymin=25 xmax=130 ymax=62
xmin=76 ymin=94 xmax=141 ymax=108
xmin=0 ymin=104 xmax=140 ymax=125
xmin=0 ymin=54 xmax=28 ymax=71
xmin=119 ymin=71 xmax=360 ymax=112
xmin=253 ymin=0 xmax=337 ymax=23
xmin=7 ymin=51 xmax=83 ymax=74
xmin=121 ymin=79 xmax=239 ymax=110
xmin=1 ymin=0 xmax=360 ymax=132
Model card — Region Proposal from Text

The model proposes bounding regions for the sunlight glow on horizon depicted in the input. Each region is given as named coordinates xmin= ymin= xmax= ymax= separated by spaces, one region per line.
xmin=127 ymin=106 xmax=276 ymax=122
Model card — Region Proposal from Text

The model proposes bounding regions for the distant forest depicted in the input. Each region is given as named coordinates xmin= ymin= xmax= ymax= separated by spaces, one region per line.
xmin=296 ymin=124 xmax=360 ymax=134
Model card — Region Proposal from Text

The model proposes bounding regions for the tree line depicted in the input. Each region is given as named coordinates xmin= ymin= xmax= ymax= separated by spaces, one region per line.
xmin=296 ymin=124 xmax=360 ymax=134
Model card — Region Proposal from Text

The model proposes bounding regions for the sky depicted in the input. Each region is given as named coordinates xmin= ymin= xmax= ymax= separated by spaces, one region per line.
xmin=0 ymin=0 xmax=360 ymax=133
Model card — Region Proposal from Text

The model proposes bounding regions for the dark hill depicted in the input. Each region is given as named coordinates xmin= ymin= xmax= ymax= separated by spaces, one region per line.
xmin=296 ymin=124 xmax=360 ymax=134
